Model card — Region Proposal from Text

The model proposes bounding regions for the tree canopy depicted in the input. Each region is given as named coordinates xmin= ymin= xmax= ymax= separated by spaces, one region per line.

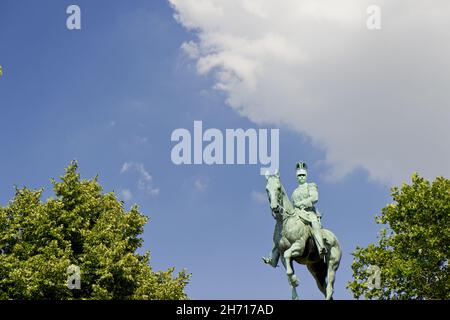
xmin=348 ymin=173 xmax=449 ymax=299
xmin=0 ymin=161 xmax=190 ymax=299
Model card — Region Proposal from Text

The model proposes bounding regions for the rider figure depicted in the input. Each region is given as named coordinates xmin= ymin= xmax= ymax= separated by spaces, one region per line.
xmin=291 ymin=162 xmax=327 ymax=258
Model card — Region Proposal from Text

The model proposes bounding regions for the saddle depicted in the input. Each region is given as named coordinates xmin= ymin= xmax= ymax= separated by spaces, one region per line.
xmin=293 ymin=209 xmax=328 ymax=259
xmin=294 ymin=208 xmax=322 ymax=228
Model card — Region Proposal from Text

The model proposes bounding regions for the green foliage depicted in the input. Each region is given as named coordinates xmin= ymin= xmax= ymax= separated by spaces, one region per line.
xmin=0 ymin=161 xmax=190 ymax=299
xmin=347 ymin=173 xmax=449 ymax=299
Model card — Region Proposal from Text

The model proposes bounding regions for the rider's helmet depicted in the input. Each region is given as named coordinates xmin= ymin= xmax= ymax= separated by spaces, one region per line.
xmin=295 ymin=161 xmax=308 ymax=176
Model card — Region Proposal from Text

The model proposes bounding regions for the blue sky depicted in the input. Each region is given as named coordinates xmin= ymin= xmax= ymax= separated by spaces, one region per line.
xmin=2 ymin=0 xmax=442 ymax=299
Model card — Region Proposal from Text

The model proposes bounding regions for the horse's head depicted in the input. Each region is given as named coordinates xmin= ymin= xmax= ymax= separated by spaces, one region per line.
xmin=265 ymin=170 xmax=282 ymax=216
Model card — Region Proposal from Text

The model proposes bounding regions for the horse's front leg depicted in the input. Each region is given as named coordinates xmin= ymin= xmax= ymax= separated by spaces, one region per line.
xmin=262 ymin=245 xmax=280 ymax=268
xmin=283 ymin=241 xmax=304 ymax=300
xmin=283 ymin=241 xmax=303 ymax=275
xmin=280 ymin=253 xmax=299 ymax=300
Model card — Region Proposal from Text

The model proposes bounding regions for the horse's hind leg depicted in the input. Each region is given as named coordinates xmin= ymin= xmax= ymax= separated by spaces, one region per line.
xmin=307 ymin=262 xmax=327 ymax=298
xmin=325 ymin=245 xmax=341 ymax=300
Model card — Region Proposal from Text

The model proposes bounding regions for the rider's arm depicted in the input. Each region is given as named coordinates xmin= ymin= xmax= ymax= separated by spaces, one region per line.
xmin=291 ymin=193 xmax=301 ymax=208
xmin=304 ymin=183 xmax=318 ymax=208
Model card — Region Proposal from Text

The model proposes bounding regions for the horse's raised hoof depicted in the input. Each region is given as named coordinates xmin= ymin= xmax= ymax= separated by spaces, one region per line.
xmin=262 ymin=257 xmax=271 ymax=264
xmin=291 ymin=275 xmax=299 ymax=287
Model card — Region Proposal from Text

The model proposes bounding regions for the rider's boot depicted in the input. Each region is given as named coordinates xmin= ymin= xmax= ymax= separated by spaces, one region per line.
xmin=312 ymin=221 xmax=327 ymax=259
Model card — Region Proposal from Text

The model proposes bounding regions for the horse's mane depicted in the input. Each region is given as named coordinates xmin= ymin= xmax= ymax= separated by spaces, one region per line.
xmin=280 ymin=182 xmax=294 ymax=214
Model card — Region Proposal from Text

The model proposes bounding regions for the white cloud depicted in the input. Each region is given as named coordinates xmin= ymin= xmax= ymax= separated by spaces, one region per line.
xmin=121 ymin=162 xmax=152 ymax=180
xmin=169 ymin=0 xmax=450 ymax=185
xmin=120 ymin=189 xmax=133 ymax=201
xmin=120 ymin=162 xmax=159 ymax=196
xmin=251 ymin=190 xmax=267 ymax=204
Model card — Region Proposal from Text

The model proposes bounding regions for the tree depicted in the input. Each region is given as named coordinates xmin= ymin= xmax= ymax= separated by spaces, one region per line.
xmin=347 ymin=173 xmax=449 ymax=299
xmin=0 ymin=161 xmax=190 ymax=299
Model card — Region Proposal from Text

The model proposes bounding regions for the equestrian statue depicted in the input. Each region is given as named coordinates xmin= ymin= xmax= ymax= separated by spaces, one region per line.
xmin=262 ymin=162 xmax=342 ymax=300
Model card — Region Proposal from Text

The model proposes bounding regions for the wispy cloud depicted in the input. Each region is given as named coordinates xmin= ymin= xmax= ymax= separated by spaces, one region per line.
xmin=120 ymin=162 xmax=159 ymax=196
xmin=134 ymin=136 xmax=148 ymax=145
xmin=194 ymin=178 xmax=208 ymax=191
xmin=120 ymin=189 xmax=133 ymax=201
xmin=251 ymin=190 xmax=267 ymax=204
